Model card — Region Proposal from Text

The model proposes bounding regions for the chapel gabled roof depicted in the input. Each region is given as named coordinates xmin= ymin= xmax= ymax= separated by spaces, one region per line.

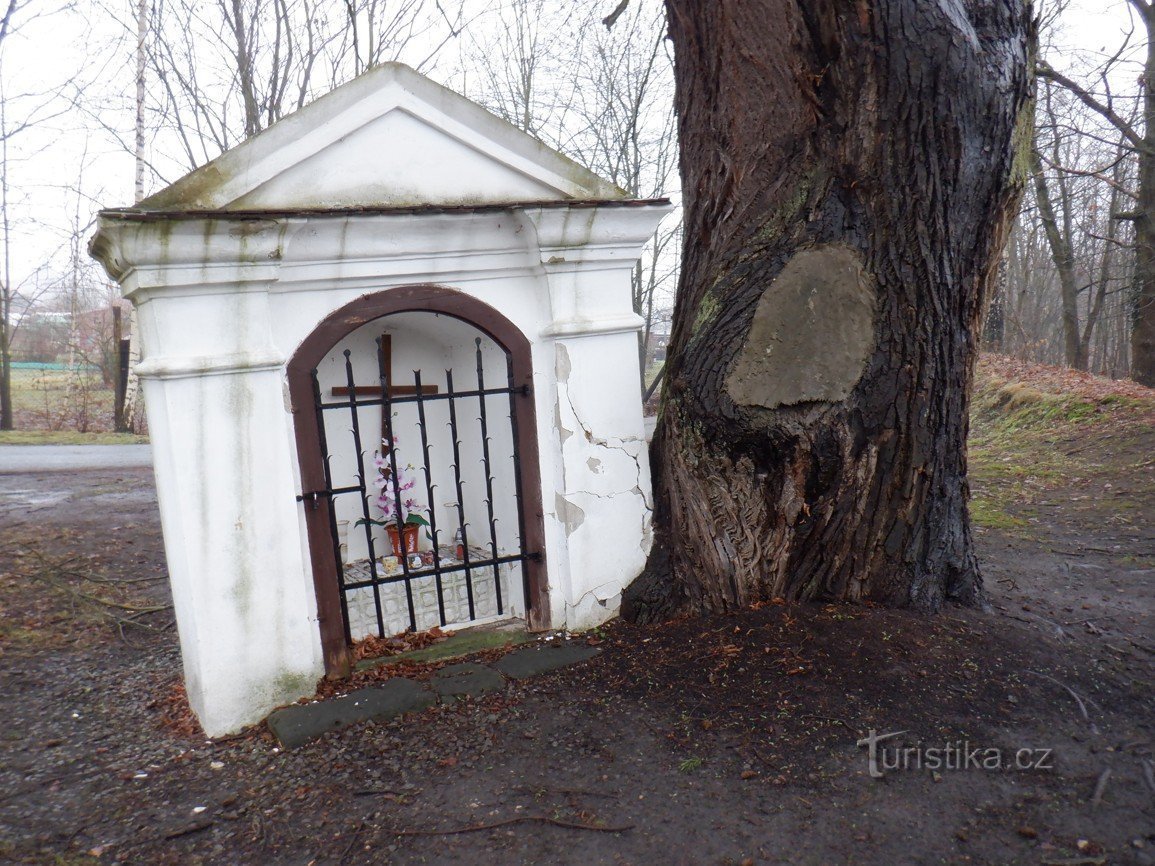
xmin=135 ymin=62 xmax=628 ymax=212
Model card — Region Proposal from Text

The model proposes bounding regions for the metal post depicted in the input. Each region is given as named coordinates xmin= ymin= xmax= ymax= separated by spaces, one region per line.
xmin=412 ymin=367 xmax=447 ymax=626
xmin=475 ymin=338 xmax=504 ymax=615
xmin=342 ymin=350 xmax=388 ymax=636
xmin=374 ymin=339 xmax=418 ymax=632
xmin=505 ymin=351 xmax=533 ymax=609
xmin=445 ymin=368 xmax=476 ymax=621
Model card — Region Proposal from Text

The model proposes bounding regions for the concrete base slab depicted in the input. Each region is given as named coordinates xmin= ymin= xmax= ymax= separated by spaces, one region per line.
xmin=493 ymin=643 xmax=601 ymax=680
xmin=267 ymin=679 xmax=434 ymax=749
xmin=431 ymin=663 xmax=506 ymax=702
xmin=267 ymin=639 xmax=602 ymax=748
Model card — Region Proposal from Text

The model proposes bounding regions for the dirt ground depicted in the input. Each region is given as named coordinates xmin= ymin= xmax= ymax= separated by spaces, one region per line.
xmin=1 ymin=356 xmax=1153 ymax=865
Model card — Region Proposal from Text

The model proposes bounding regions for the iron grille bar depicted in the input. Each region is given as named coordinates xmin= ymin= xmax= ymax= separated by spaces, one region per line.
xmin=311 ymin=369 xmax=353 ymax=646
xmin=295 ymin=482 xmax=362 ymax=502
xmin=310 ymin=326 xmax=535 ymax=643
xmin=411 ymin=367 xmax=447 ymax=627
xmin=375 ymin=338 xmax=418 ymax=633
xmin=342 ymin=349 xmax=388 ymax=637
xmin=341 ymin=553 xmax=530 ymax=591
xmin=474 ymin=338 xmax=504 ymax=616
xmin=316 ymin=386 xmax=524 ymax=411
xmin=445 ymin=368 xmax=477 ymax=621
xmin=505 ymin=348 xmax=534 ymax=609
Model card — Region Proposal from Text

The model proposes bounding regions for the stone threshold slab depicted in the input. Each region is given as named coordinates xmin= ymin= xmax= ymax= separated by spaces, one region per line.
xmin=353 ymin=622 xmax=533 ymax=672
xmin=268 ymin=641 xmax=601 ymax=749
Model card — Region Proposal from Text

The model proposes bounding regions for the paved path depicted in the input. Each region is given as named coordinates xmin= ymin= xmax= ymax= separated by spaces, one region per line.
xmin=0 ymin=445 xmax=153 ymax=473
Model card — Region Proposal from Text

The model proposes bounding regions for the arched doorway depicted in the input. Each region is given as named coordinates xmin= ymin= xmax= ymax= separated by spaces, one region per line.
xmin=287 ymin=285 xmax=549 ymax=676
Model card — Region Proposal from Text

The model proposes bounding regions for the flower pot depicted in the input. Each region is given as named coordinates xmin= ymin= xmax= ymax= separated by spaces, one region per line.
xmin=386 ymin=523 xmax=420 ymax=556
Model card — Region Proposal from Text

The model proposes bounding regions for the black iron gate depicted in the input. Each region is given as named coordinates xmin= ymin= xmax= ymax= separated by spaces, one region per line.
xmin=299 ymin=334 xmax=536 ymax=642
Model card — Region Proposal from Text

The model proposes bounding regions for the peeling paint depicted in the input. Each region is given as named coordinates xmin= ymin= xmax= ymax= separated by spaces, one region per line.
xmin=555 ymin=492 xmax=586 ymax=536
xmin=587 ymin=456 xmax=602 ymax=473
xmin=557 ymin=377 xmax=645 ymax=451
xmin=555 ymin=343 xmax=572 ymax=382
xmin=553 ymin=400 xmax=573 ymax=446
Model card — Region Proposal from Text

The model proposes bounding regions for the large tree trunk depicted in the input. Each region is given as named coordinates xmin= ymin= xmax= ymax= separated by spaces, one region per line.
xmin=1134 ymin=18 xmax=1155 ymax=387
xmin=624 ymin=0 xmax=1033 ymax=621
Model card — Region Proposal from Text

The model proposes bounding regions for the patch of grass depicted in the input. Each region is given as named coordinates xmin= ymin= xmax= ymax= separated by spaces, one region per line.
xmin=678 ymin=756 xmax=703 ymax=773
xmin=0 ymin=430 xmax=148 ymax=446
xmin=1099 ymin=393 xmax=1149 ymax=409
xmin=971 ymin=376 xmax=1103 ymax=493
xmin=970 ymin=377 xmax=1094 ymax=522
xmin=972 ymin=377 xmax=1103 ymax=434
xmin=968 ymin=367 xmax=1155 ymax=526
xmin=0 ymin=540 xmax=170 ymax=653
xmin=0 ymin=579 xmax=112 ymax=653
xmin=644 ymin=362 xmax=663 ymax=390
xmin=0 ymin=621 xmax=51 ymax=649
xmin=8 ymin=366 xmax=119 ymax=432
xmin=968 ymin=498 xmax=1028 ymax=531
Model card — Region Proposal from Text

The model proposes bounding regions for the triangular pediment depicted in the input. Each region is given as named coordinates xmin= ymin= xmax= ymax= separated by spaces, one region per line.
xmin=137 ymin=63 xmax=627 ymax=211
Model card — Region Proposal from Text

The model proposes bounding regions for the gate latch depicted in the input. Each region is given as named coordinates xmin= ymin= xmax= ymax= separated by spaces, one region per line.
xmin=296 ymin=489 xmax=332 ymax=510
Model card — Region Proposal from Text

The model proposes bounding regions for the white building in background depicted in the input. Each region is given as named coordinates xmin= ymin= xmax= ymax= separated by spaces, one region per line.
xmin=89 ymin=63 xmax=671 ymax=737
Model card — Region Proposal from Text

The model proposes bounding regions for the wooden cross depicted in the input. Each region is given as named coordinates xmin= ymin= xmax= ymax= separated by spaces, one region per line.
xmin=330 ymin=333 xmax=440 ymax=439
xmin=330 ymin=333 xmax=439 ymax=399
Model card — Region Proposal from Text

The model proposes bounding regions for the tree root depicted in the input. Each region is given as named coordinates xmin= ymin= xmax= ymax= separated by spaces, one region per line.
xmin=620 ymin=540 xmax=684 ymax=624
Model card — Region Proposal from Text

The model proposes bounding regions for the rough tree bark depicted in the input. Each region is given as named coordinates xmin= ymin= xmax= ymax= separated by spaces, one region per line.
xmin=623 ymin=0 xmax=1033 ymax=621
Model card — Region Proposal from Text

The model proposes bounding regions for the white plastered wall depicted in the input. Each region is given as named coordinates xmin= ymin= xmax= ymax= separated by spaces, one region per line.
xmin=91 ymin=202 xmax=670 ymax=736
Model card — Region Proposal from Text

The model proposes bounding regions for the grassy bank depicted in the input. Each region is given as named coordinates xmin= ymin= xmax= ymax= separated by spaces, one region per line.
xmin=967 ymin=354 xmax=1155 ymax=531
xmin=0 ymin=431 xmax=148 ymax=446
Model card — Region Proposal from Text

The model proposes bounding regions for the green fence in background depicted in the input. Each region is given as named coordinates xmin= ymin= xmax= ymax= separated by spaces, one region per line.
xmin=9 ymin=361 xmax=101 ymax=373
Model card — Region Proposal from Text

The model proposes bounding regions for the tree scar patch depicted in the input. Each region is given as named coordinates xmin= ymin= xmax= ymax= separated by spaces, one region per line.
xmin=725 ymin=244 xmax=876 ymax=408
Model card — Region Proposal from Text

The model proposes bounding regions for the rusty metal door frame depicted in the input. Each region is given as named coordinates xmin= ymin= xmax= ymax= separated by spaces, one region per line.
xmin=286 ymin=285 xmax=549 ymax=678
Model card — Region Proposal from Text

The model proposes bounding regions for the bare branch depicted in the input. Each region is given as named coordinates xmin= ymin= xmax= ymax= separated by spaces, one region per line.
xmin=602 ymin=0 xmax=628 ymax=29
xmin=1036 ymin=60 xmax=1147 ymax=153
xmin=0 ymin=0 xmax=20 ymax=44
xmin=1039 ymin=152 xmax=1139 ymax=201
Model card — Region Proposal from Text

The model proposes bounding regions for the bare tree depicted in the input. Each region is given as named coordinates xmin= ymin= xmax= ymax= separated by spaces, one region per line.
xmin=0 ymin=0 xmax=81 ymax=430
xmin=980 ymin=1 xmax=1141 ymax=379
xmin=89 ymin=0 xmax=466 ymax=431
xmin=1029 ymin=80 xmax=1136 ymax=371
xmin=461 ymin=0 xmax=682 ymax=382
xmin=1037 ymin=0 xmax=1155 ymax=386
xmin=458 ymin=0 xmax=575 ymax=140
xmin=81 ymin=0 xmax=466 ymax=191
xmin=566 ymin=2 xmax=679 ymax=378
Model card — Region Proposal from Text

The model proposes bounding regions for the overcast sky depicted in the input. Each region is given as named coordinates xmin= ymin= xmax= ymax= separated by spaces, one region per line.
xmin=1050 ymin=0 xmax=1142 ymax=72
xmin=0 ymin=0 xmax=1145 ymax=298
